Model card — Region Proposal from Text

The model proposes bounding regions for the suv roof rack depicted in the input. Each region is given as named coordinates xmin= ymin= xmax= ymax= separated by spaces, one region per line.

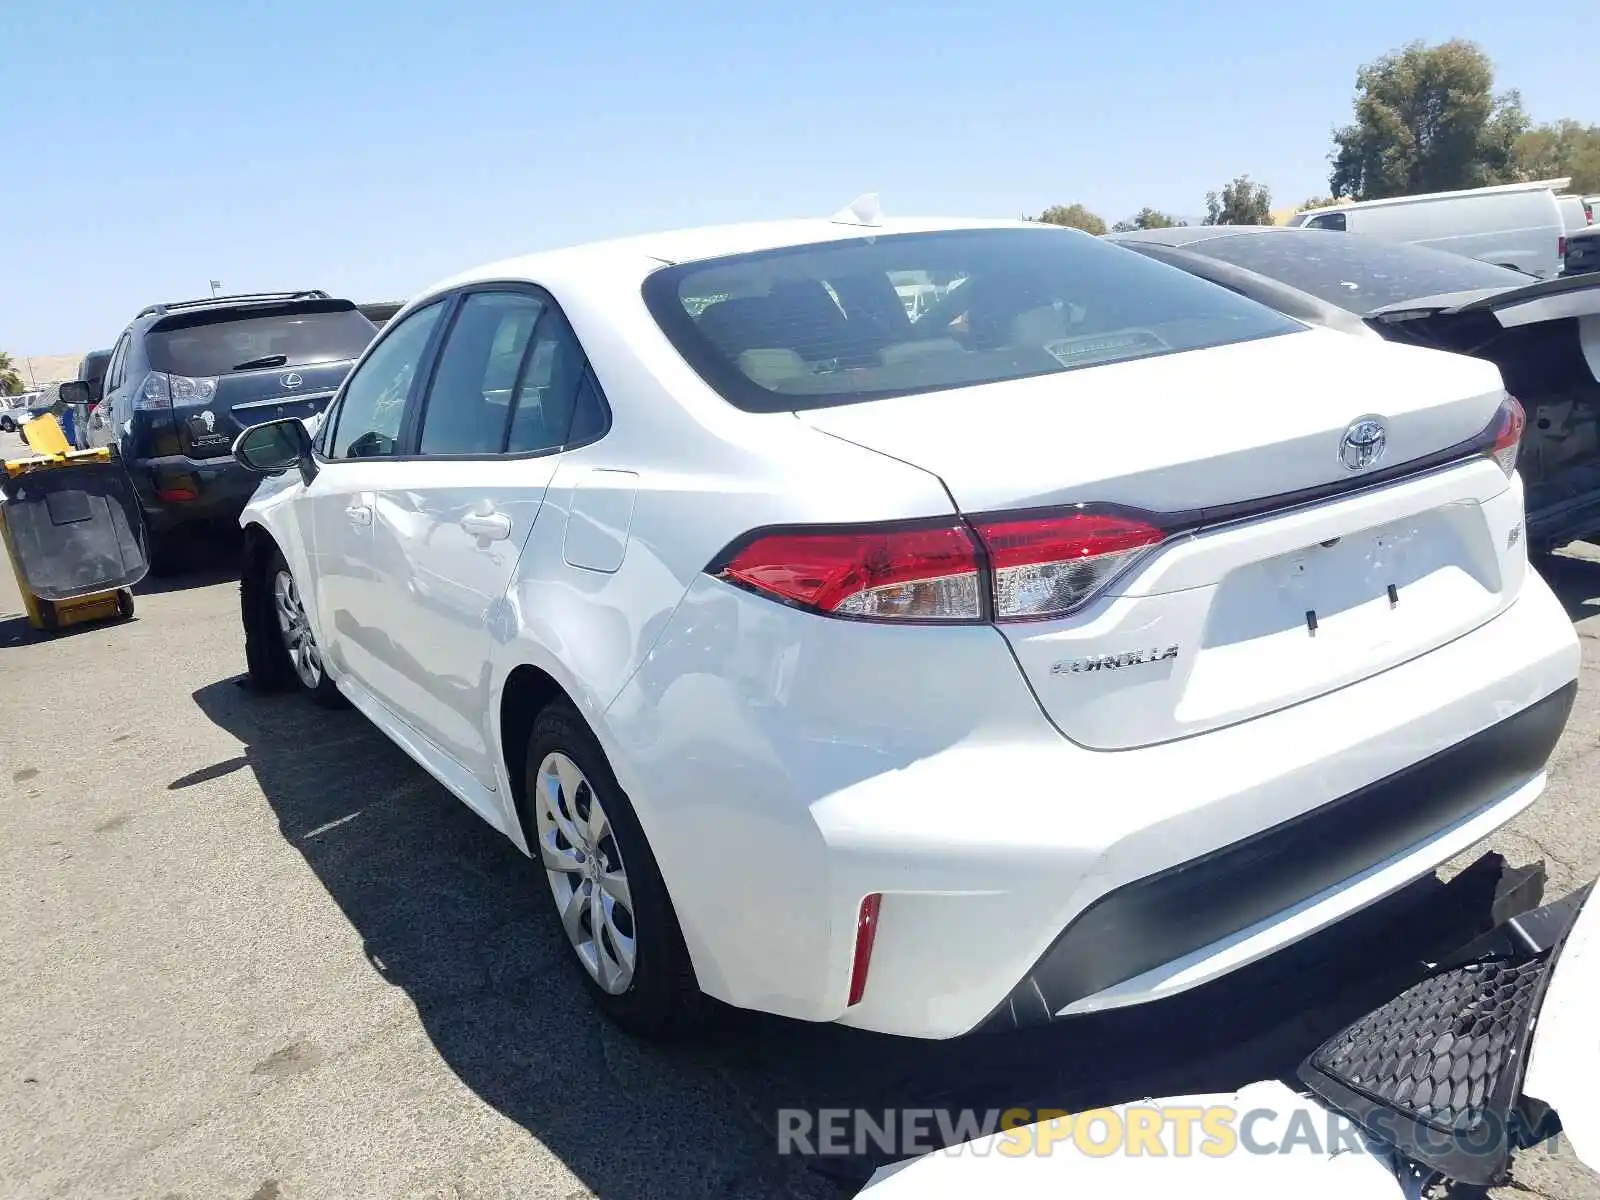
xmin=136 ymin=290 xmax=331 ymax=320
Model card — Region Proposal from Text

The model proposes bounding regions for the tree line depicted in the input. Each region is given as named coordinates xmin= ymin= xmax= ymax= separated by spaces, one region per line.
xmin=1033 ymin=38 xmax=1600 ymax=234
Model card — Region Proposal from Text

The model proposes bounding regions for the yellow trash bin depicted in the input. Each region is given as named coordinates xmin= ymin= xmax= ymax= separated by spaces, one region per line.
xmin=1 ymin=415 xmax=149 ymax=631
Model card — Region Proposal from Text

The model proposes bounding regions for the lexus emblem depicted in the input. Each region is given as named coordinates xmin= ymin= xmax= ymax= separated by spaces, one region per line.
xmin=1339 ymin=417 xmax=1387 ymax=471
xmin=280 ymin=372 xmax=303 ymax=389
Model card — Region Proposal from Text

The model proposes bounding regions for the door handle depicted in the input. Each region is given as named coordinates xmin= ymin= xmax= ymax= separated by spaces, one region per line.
xmin=460 ymin=511 xmax=512 ymax=540
xmin=345 ymin=503 xmax=373 ymax=527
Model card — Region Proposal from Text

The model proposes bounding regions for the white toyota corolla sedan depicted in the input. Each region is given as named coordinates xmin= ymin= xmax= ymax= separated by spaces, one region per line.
xmin=232 ymin=210 xmax=1580 ymax=1041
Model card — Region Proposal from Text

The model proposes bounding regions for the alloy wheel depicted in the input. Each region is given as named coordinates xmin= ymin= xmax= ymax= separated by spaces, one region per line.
xmin=272 ymin=568 xmax=323 ymax=690
xmin=534 ymin=751 xmax=637 ymax=994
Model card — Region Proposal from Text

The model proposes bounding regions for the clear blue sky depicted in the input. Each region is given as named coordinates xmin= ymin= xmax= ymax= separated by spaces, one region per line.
xmin=2 ymin=0 xmax=1594 ymax=354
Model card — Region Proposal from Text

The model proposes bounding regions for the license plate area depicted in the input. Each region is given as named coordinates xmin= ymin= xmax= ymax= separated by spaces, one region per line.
xmin=1178 ymin=505 xmax=1504 ymax=724
xmin=230 ymin=394 xmax=330 ymax=426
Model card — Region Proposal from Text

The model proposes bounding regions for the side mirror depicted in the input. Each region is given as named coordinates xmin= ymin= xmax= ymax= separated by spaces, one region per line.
xmin=234 ymin=417 xmax=317 ymax=484
xmin=58 ymin=380 xmax=91 ymax=406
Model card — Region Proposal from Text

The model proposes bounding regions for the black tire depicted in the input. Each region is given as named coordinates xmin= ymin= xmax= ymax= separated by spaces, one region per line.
xmin=115 ymin=590 xmax=135 ymax=621
xmin=241 ymin=542 xmax=344 ymax=707
xmin=523 ymin=700 xmax=708 ymax=1040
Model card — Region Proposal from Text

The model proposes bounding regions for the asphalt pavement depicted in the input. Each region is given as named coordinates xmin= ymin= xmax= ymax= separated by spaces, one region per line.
xmin=2 ymin=427 xmax=1598 ymax=1199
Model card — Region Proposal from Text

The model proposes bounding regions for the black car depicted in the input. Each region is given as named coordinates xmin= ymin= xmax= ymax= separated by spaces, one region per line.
xmin=74 ymin=291 xmax=377 ymax=571
xmin=76 ymin=348 xmax=112 ymax=406
xmin=1107 ymin=226 xmax=1600 ymax=553
xmin=1564 ymin=224 xmax=1600 ymax=277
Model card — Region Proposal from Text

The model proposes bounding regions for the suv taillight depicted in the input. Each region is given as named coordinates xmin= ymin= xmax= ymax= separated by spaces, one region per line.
xmin=134 ymin=370 xmax=219 ymax=412
xmin=713 ymin=507 xmax=1167 ymax=623
xmin=1489 ymin=394 xmax=1525 ymax=478
xmin=1560 ymin=235 xmax=1568 ymax=260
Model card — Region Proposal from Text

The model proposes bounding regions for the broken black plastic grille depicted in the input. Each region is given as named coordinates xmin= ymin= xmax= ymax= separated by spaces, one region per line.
xmin=1310 ymin=957 xmax=1545 ymax=1133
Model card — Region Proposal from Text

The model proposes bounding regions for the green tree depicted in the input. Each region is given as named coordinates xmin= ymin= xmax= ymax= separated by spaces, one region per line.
xmin=1111 ymin=207 xmax=1184 ymax=233
xmin=1513 ymin=120 xmax=1600 ymax=193
xmin=0 ymin=352 xmax=25 ymax=397
xmin=1203 ymin=175 xmax=1273 ymax=225
xmin=1328 ymin=39 xmax=1527 ymax=200
xmin=1297 ymin=195 xmax=1335 ymax=212
xmin=1032 ymin=204 xmax=1108 ymax=235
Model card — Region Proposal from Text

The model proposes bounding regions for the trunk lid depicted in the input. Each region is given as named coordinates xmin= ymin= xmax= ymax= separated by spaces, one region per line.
xmin=1371 ymin=271 xmax=1600 ymax=327
xmin=797 ymin=329 xmax=1522 ymax=749
xmin=175 ymin=360 xmax=351 ymax=459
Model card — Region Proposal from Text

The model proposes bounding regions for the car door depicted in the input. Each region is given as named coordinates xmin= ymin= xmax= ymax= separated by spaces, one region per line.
xmin=301 ymin=299 xmax=448 ymax=697
xmin=366 ymin=287 xmax=599 ymax=788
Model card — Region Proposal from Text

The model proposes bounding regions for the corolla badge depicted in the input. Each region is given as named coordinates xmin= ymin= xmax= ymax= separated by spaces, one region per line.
xmin=1339 ymin=417 xmax=1387 ymax=471
xmin=1051 ymin=645 xmax=1179 ymax=675
xmin=280 ymin=372 xmax=303 ymax=389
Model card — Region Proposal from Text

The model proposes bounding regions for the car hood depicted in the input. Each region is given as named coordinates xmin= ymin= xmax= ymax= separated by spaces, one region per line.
xmin=1369 ymin=271 xmax=1600 ymax=328
xmin=858 ymin=883 xmax=1600 ymax=1199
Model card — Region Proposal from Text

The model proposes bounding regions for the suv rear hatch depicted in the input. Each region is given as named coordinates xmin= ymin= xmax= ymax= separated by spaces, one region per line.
xmin=145 ymin=299 xmax=377 ymax=459
xmin=798 ymin=328 xmax=1522 ymax=749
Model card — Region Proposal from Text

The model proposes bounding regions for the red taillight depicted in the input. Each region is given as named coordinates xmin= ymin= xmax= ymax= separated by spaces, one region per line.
xmin=969 ymin=509 xmax=1166 ymax=621
xmin=157 ymin=485 xmax=198 ymax=502
xmin=1490 ymin=394 xmax=1525 ymax=478
xmin=1560 ymin=235 xmax=1568 ymax=259
xmin=847 ymin=893 xmax=882 ymax=1006
xmin=717 ymin=521 xmax=981 ymax=620
xmin=714 ymin=508 xmax=1167 ymax=622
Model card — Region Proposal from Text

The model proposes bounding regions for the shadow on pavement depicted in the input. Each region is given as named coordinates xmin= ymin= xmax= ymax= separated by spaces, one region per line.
xmin=190 ymin=676 xmax=1522 ymax=1198
xmin=134 ymin=530 xmax=245 ymax=595
xmin=1536 ymin=549 xmax=1600 ymax=626
xmin=0 ymin=612 xmax=130 ymax=647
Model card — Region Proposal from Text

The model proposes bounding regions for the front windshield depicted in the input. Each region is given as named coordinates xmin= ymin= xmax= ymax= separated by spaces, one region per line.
xmin=1182 ymin=231 xmax=1530 ymax=314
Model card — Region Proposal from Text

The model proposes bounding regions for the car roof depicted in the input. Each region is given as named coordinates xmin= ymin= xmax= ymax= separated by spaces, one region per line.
xmin=419 ymin=215 xmax=1050 ymax=296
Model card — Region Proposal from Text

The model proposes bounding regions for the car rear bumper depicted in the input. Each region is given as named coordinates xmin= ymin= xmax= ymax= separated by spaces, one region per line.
xmin=129 ymin=453 xmax=259 ymax=533
xmin=978 ymin=677 xmax=1573 ymax=1031
xmin=610 ymin=565 xmax=1579 ymax=1040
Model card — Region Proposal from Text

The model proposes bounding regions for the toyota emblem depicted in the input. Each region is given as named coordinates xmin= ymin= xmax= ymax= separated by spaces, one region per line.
xmin=280 ymin=372 xmax=304 ymax=390
xmin=1339 ymin=417 xmax=1387 ymax=472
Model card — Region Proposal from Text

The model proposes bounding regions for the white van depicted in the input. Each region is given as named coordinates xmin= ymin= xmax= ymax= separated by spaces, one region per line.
xmin=1289 ymin=180 xmax=1567 ymax=278
xmin=1559 ymin=194 xmax=1592 ymax=233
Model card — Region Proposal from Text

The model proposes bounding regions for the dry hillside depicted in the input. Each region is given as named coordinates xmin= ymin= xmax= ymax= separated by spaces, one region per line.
xmin=7 ymin=353 xmax=82 ymax=389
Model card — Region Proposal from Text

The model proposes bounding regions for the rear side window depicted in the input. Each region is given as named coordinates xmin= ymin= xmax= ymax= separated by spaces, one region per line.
xmin=420 ymin=292 xmax=545 ymax=456
xmin=147 ymin=304 xmax=377 ymax=376
xmin=504 ymin=307 xmax=596 ymax=455
xmin=643 ymin=227 xmax=1301 ymax=412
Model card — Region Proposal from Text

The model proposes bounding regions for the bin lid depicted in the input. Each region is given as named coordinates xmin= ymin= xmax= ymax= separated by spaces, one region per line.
xmin=0 ymin=457 xmax=149 ymax=601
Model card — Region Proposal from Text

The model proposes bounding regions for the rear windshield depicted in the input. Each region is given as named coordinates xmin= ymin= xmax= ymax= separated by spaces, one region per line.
xmin=147 ymin=304 xmax=377 ymax=376
xmin=1177 ymin=231 xmax=1530 ymax=315
xmin=642 ymin=227 xmax=1302 ymax=412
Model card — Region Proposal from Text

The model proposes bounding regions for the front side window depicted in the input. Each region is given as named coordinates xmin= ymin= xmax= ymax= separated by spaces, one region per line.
xmin=419 ymin=291 xmax=545 ymax=456
xmin=643 ymin=227 xmax=1303 ymax=413
xmin=1304 ymin=212 xmax=1347 ymax=232
xmin=327 ymin=301 xmax=445 ymax=459
xmin=107 ymin=334 xmax=130 ymax=390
